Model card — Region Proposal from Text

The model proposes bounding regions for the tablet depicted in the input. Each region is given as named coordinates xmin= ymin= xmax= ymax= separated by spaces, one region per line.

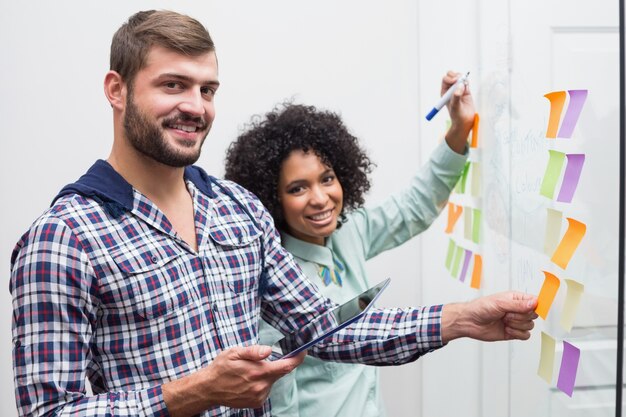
xmin=272 ymin=278 xmax=391 ymax=360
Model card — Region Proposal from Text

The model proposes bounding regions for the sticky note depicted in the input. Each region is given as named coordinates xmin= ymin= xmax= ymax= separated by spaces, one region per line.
xmin=536 ymin=271 xmax=561 ymax=319
xmin=456 ymin=162 xmax=470 ymax=194
xmin=551 ymin=218 xmax=587 ymax=270
xmin=470 ymin=254 xmax=482 ymax=289
xmin=540 ymin=150 xmax=566 ymax=199
xmin=445 ymin=203 xmax=463 ymax=234
xmin=538 ymin=331 xmax=556 ymax=384
xmin=544 ymin=91 xmax=567 ymax=138
xmin=556 ymin=154 xmax=585 ymax=203
xmin=459 ymin=249 xmax=472 ymax=283
xmin=445 ymin=239 xmax=457 ymax=271
xmin=544 ymin=208 xmax=563 ymax=256
xmin=472 ymin=208 xmax=482 ymax=244
xmin=470 ymin=113 xmax=480 ymax=148
xmin=557 ymin=90 xmax=588 ymax=138
xmin=471 ymin=162 xmax=481 ymax=197
xmin=464 ymin=209 xmax=472 ymax=240
xmin=557 ymin=341 xmax=581 ymax=397
xmin=451 ymin=246 xmax=464 ymax=277
xmin=560 ymin=279 xmax=585 ymax=332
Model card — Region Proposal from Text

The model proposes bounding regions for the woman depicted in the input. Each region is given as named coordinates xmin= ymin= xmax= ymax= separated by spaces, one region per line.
xmin=224 ymin=72 xmax=475 ymax=417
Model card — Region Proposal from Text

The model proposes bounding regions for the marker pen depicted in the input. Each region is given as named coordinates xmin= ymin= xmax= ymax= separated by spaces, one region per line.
xmin=425 ymin=72 xmax=470 ymax=121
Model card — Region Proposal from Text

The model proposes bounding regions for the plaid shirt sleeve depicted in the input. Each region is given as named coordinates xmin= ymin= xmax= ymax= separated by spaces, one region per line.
xmin=10 ymin=214 xmax=169 ymax=417
xmin=243 ymin=188 xmax=444 ymax=365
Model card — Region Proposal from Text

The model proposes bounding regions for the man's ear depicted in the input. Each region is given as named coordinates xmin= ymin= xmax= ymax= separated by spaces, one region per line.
xmin=104 ymin=71 xmax=127 ymax=111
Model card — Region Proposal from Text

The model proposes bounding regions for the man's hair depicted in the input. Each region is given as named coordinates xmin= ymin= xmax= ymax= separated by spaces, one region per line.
xmin=110 ymin=10 xmax=215 ymax=87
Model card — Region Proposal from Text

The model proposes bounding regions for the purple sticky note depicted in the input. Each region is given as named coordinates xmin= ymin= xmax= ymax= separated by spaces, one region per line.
xmin=557 ymin=341 xmax=580 ymax=397
xmin=557 ymin=154 xmax=585 ymax=203
xmin=557 ymin=90 xmax=588 ymax=138
xmin=459 ymin=249 xmax=472 ymax=282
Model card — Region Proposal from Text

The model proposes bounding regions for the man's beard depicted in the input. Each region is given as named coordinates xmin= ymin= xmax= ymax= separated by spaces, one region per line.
xmin=123 ymin=92 xmax=209 ymax=168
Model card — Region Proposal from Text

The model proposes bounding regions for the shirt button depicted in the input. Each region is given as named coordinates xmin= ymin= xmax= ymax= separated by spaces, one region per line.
xmin=14 ymin=340 xmax=21 ymax=348
xmin=151 ymin=255 xmax=159 ymax=263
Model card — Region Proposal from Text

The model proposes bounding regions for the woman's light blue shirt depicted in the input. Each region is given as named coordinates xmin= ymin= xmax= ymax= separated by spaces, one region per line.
xmin=260 ymin=141 xmax=468 ymax=417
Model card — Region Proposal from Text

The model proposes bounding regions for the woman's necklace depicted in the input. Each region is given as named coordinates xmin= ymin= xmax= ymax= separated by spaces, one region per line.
xmin=317 ymin=257 xmax=345 ymax=287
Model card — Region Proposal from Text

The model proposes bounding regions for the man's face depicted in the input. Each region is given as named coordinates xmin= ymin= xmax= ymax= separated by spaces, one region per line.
xmin=123 ymin=45 xmax=219 ymax=167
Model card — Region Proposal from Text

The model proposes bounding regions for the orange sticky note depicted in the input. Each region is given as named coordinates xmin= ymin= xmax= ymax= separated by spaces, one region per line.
xmin=445 ymin=202 xmax=463 ymax=233
xmin=470 ymin=113 xmax=480 ymax=148
xmin=551 ymin=218 xmax=587 ymax=270
xmin=544 ymin=91 xmax=567 ymax=138
xmin=536 ymin=271 xmax=561 ymax=319
xmin=470 ymin=254 xmax=482 ymax=289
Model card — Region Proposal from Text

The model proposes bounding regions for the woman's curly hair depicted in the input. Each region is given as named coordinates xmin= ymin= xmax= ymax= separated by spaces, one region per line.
xmin=224 ymin=102 xmax=375 ymax=231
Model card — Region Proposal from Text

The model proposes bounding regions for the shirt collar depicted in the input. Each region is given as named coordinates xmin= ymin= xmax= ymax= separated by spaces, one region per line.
xmin=52 ymin=159 xmax=217 ymax=210
xmin=280 ymin=232 xmax=335 ymax=268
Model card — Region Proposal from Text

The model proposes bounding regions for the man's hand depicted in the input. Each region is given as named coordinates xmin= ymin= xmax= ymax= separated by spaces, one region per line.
xmin=441 ymin=292 xmax=539 ymax=343
xmin=163 ymin=345 xmax=306 ymax=417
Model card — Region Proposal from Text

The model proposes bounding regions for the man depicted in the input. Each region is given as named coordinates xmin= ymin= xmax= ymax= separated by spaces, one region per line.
xmin=10 ymin=10 xmax=538 ymax=417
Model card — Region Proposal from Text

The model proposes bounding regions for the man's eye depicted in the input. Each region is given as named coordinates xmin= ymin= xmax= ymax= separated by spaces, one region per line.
xmin=164 ymin=82 xmax=183 ymax=90
xmin=201 ymin=86 xmax=215 ymax=96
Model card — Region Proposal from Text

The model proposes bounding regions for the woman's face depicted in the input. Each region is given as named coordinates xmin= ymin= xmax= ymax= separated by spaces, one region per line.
xmin=278 ymin=149 xmax=343 ymax=245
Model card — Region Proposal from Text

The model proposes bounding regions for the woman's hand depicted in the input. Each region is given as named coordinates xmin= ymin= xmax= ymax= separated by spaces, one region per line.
xmin=442 ymin=70 xmax=476 ymax=154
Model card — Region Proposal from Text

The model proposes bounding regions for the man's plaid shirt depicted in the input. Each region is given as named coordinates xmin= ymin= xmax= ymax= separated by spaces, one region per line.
xmin=10 ymin=160 xmax=443 ymax=417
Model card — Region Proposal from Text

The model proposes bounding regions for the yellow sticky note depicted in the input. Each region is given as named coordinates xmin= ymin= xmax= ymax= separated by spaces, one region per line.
xmin=464 ymin=208 xmax=472 ymax=240
xmin=560 ymin=279 xmax=585 ymax=332
xmin=551 ymin=218 xmax=587 ymax=270
xmin=470 ymin=254 xmax=482 ymax=289
xmin=536 ymin=271 xmax=561 ymax=319
xmin=544 ymin=208 xmax=563 ymax=256
xmin=471 ymin=162 xmax=481 ymax=197
xmin=538 ymin=331 xmax=556 ymax=383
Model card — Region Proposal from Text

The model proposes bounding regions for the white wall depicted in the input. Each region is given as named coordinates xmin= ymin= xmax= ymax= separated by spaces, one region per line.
xmin=0 ymin=1 xmax=480 ymax=416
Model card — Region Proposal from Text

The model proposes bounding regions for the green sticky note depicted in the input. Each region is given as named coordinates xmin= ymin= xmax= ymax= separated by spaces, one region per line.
xmin=472 ymin=208 xmax=482 ymax=244
xmin=459 ymin=162 xmax=470 ymax=194
xmin=445 ymin=239 xmax=457 ymax=271
xmin=451 ymin=246 xmax=464 ymax=277
xmin=540 ymin=150 xmax=566 ymax=199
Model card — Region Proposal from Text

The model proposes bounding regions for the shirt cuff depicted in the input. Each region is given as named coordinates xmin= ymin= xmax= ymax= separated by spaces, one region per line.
xmin=419 ymin=304 xmax=446 ymax=352
xmin=437 ymin=140 xmax=470 ymax=162
xmin=139 ymin=385 xmax=171 ymax=417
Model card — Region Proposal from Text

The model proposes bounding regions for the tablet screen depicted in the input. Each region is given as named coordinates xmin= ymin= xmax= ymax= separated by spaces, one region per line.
xmin=272 ymin=278 xmax=391 ymax=359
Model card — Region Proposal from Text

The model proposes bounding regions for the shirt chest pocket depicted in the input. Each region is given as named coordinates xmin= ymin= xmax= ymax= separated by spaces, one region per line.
xmin=208 ymin=224 xmax=263 ymax=295
xmin=110 ymin=241 xmax=198 ymax=320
